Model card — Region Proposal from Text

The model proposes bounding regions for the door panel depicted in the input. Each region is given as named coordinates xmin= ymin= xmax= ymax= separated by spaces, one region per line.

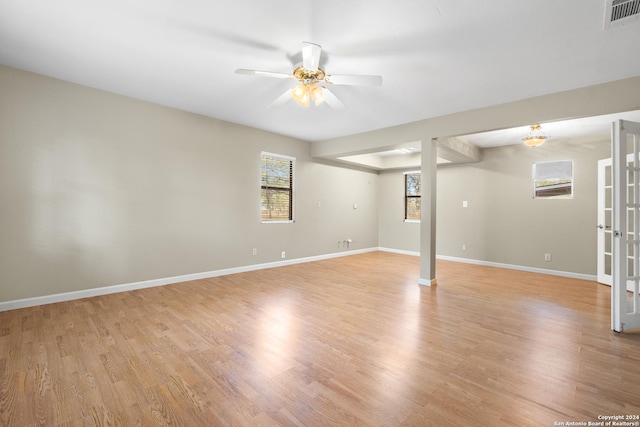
xmin=597 ymin=158 xmax=613 ymax=285
xmin=611 ymin=119 xmax=640 ymax=333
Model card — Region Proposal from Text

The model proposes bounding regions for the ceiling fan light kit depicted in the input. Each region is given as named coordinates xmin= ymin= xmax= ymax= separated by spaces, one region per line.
xmin=236 ymin=42 xmax=382 ymax=110
xmin=290 ymin=66 xmax=327 ymax=106
xmin=291 ymin=82 xmax=325 ymax=107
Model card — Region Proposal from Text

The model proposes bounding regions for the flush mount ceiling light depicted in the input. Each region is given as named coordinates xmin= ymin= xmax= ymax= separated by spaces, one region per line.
xmin=522 ymin=124 xmax=549 ymax=147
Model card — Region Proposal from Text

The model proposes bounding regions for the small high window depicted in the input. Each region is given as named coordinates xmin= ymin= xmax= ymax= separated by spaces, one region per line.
xmin=404 ymin=171 xmax=421 ymax=221
xmin=533 ymin=160 xmax=573 ymax=199
xmin=261 ymin=152 xmax=295 ymax=222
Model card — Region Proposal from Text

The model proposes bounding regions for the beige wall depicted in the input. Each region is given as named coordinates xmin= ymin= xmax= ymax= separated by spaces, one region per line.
xmin=378 ymin=172 xmax=420 ymax=253
xmin=379 ymin=135 xmax=610 ymax=275
xmin=314 ymin=76 xmax=640 ymax=282
xmin=2 ymin=64 xmax=636 ymax=303
xmin=0 ymin=66 xmax=378 ymax=302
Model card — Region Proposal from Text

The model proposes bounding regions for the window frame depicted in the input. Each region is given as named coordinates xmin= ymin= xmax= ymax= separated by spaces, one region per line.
xmin=260 ymin=151 xmax=295 ymax=223
xmin=404 ymin=171 xmax=421 ymax=222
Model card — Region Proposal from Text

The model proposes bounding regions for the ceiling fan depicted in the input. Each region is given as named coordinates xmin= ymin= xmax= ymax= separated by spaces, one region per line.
xmin=235 ymin=42 xmax=383 ymax=110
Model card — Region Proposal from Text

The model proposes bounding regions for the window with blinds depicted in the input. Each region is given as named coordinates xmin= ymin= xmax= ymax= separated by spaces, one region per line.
xmin=405 ymin=171 xmax=421 ymax=221
xmin=261 ymin=152 xmax=295 ymax=222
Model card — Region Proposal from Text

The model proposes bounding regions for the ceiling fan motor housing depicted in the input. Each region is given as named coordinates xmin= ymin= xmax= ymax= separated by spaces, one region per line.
xmin=293 ymin=66 xmax=326 ymax=83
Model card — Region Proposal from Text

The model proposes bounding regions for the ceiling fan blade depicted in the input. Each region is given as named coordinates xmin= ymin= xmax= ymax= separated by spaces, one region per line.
xmin=235 ymin=69 xmax=292 ymax=79
xmin=302 ymin=42 xmax=321 ymax=72
xmin=321 ymin=87 xmax=346 ymax=111
xmin=268 ymin=89 xmax=293 ymax=109
xmin=325 ymin=74 xmax=383 ymax=86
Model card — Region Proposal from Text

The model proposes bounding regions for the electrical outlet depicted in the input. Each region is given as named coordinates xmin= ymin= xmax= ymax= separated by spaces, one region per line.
xmin=252 ymin=248 xmax=257 ymax=256
xmin=544 ymin=253 xmax=552 ymax=262
xmin=462 ymin=244 xmax=467 ymax=251
xmin=281 ymin=251 xmax=286 ymax=259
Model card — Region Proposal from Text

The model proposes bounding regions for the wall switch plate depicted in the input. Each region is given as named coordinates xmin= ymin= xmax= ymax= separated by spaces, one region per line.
xmin=462 ymin=201 xmax=468 ymax=208
xmin=462 ymin=244 xmax=467 ymax=251
xmin=281 ymin=251 xmax=286 ymax=259
xmin=544 ymin=253 xmax=552 ymax=262
xmin=252 ymin=248 xmax=257 ymax=256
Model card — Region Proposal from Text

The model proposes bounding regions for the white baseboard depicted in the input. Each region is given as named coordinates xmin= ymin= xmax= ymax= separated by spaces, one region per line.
xmin=435 ymin=254 xmax=597 ymax=282
xmin=0 ymin=247 xmax=378 ymax=312
xmin=377 ymin=247 xmax=420 ymax=257
xmin=378 ymin=247 xmax=596 ymax=281
xmin=1 ymin=248 xmax=597 ymax=312
xmin=417 ymin=278 xmax=436 ymax=286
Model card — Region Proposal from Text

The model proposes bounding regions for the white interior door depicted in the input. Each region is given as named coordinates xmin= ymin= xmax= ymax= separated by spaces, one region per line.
xmin=611 ymin=119 xmax=640 ymax=333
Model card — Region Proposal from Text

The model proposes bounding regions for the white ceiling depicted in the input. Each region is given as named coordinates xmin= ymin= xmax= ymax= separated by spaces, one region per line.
xmin=1 ymin=0 xmax=639 ymax=144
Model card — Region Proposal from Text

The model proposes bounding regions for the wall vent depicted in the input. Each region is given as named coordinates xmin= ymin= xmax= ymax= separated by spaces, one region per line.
xmin=604 ymin=0 xmax=640 ymax=29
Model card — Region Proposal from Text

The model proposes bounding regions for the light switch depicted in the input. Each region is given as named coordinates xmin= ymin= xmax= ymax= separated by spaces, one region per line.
xmin=462 ymin=201 xmax=468 ymax=208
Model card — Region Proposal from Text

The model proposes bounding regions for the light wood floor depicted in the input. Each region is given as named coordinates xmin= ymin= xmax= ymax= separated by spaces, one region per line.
xmin=1 ymin=252 xmax=639 ymax=426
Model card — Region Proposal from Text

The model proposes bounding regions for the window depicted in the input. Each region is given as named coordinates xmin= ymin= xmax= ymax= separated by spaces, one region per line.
xmin=533 ymin=160 xmax=573 ymax=199
xmin=404 ymin=171 xmax=421 ymax=221
xmin=261 ymin=152 xmax=295 ymax=222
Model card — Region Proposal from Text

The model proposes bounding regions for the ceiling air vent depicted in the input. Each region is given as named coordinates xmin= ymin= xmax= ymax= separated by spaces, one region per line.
xmin=604 ymin=0 xmax=640 ymax=29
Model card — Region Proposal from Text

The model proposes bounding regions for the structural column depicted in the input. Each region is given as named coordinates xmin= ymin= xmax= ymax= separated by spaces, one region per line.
xmin=419 ymin=138 xmax=437 ymax=286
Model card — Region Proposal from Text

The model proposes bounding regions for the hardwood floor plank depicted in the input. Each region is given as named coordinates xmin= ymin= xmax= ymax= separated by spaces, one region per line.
xmin=1 ymin=252 xmax=640 ymax=426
